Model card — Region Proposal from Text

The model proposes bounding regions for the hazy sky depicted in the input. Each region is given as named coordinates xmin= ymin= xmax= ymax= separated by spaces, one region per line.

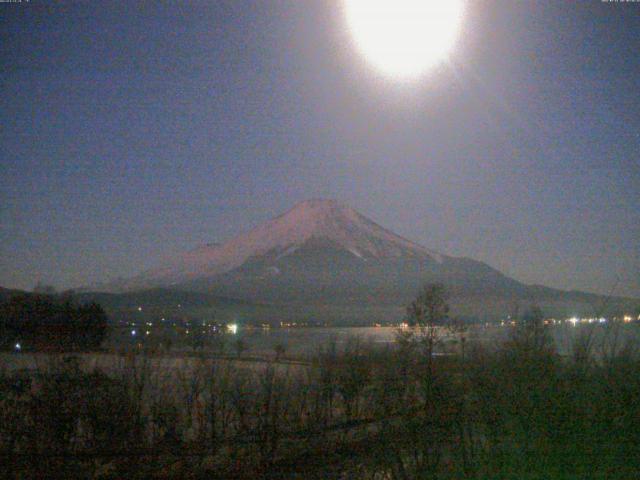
xmin=1 ymin=1 xmax=639 ymax=297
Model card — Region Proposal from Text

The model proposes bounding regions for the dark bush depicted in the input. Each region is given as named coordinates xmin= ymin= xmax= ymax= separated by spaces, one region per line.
xmin=0 ymin=293 xmax=108 ymax=351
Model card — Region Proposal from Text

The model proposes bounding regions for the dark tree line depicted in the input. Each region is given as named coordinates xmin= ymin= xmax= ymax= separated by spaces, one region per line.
xmin=0 ymin=293 xmax=108 ymax=351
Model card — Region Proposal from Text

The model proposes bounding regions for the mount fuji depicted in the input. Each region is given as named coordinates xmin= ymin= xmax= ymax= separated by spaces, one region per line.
xmin=102 ymin=199 xmax=634 ymax=321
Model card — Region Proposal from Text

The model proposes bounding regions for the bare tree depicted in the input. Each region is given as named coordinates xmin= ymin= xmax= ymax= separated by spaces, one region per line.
xmin=406 ymin=283 xmax=450 ymax=374
xmin=234 ymin=338 xmax=248 ymax=358
xmin=274 ymin=343 xmax=286 ymax=361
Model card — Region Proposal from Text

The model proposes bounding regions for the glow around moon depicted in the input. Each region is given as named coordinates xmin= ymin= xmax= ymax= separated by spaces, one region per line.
xmin=344 ymin=0 xmax=464 ymax=79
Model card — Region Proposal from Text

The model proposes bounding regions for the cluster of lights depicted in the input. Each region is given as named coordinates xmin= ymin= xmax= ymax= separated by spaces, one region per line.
xmin=500 ymin=321 xmax=518 ymax=326
xmin=568 ymin=317 xmax=607 ymax=326
xmin=128 ymin=322 xmax=234 ymax=337
xmin=563 ymin=315 xmax=640 ymax=326
xmin=279 ymin=321 xmax=300 ymax=328
xmin=498 ymin=315 xmax=639 ymax=327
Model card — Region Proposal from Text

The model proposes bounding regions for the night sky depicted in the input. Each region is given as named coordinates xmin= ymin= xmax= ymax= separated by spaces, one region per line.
xmin=1 ymin=1 xmax=639 ymax=297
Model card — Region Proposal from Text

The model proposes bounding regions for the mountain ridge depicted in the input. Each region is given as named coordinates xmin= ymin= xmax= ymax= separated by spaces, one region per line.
xmin=99 ymin=199 xmax=637 ymax=320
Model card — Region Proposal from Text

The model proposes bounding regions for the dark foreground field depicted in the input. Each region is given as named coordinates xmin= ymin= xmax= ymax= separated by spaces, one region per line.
xmin=1 ymin=321 xmax=639 ymax=479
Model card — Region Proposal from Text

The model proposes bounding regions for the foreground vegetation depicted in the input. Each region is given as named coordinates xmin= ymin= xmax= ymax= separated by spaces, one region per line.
xmin=0 ymin=335 xmax=638 ymax=477
xmin=0 ymin=285 xmax=638 ymax=478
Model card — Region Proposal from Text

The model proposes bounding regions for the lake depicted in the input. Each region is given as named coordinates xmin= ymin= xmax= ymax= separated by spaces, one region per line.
xmin=209 ymin=323 xmax=640 ymax=357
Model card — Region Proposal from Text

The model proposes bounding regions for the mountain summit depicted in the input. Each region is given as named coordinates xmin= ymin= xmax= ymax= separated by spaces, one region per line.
xmin=221 ymin=198 xmax=443 ymax=263
xmin=122 ymin=199 xmax=445 ymax=289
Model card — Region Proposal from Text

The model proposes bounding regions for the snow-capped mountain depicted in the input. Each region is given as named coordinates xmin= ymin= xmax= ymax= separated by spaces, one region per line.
xmin=109 ymin=199 xmax=516 ymax=299
xmin=119 ymin=199 xmax=444 ymax=288
xmin=103 ymin=199 xmax=632 ymax=320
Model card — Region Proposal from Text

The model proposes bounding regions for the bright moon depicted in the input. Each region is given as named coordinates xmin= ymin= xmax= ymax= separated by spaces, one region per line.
xmin=345 ymin=0 xmax=464 ymax=79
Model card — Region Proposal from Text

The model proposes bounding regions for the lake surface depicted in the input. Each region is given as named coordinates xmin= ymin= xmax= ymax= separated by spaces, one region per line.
xmin=224 ymin=323 xmax=640 ymax=357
